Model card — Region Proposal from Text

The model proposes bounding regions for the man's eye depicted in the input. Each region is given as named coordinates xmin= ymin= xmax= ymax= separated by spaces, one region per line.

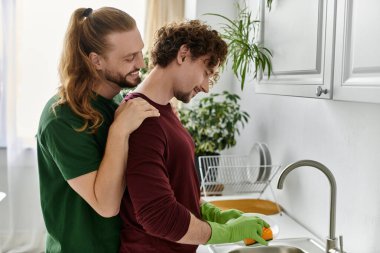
xmin=125 ymin=55 xmax=135 ymax=62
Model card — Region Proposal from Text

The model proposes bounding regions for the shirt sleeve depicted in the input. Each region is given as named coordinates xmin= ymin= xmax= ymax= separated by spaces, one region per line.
xmin=126 ymin=118 xmax=191 ymax=242
xmin=41 ymin=118 xmax=102 ymax=180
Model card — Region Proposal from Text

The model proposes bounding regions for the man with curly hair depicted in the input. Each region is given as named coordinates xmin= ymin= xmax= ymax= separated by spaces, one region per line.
xmin=119 ymin=20 xmax=270 ymax=253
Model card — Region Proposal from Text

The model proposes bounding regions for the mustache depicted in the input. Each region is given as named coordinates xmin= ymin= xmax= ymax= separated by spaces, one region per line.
xmin=127 ymin=68 xmax=140 ymax=75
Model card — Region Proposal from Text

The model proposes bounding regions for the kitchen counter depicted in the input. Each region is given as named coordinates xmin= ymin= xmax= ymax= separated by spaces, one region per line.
xmin=196 ymin=204 xmax=324 ymax=253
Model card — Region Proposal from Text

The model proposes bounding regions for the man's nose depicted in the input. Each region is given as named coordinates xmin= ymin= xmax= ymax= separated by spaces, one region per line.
xmin=200 ymin=78 xmax=210 ymax=93
xmin=135 ymin=52 xmax=145 ymax=69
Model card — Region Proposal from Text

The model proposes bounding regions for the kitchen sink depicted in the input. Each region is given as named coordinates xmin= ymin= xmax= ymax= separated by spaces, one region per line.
xmin=209 ymin=238 xmax=325 ymax=253
xmin=229 ymin=245 xmax=305 ymax=253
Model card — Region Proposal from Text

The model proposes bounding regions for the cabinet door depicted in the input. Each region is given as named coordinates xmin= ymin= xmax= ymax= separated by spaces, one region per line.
xmin=333 ymin=0 xmax=380 ymax=103
xmin=255 ymin=0 xmax=335 ymax=99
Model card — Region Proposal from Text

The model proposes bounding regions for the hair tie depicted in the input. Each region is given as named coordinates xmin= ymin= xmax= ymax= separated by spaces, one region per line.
xmin=83 ymin=8 xmax=93 ymax=18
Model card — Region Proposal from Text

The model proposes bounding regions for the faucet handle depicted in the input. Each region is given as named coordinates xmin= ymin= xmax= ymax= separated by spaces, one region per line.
xmin=327 ymin=235 xmax=346 ymax=253
xmin=339 ymin=235 xmax=344 ymax=253
xmin=327 ymin=237 xmax=337 ymax=252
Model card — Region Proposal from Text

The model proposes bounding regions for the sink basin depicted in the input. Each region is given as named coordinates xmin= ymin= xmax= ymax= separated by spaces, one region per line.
xmin=209 ymin=238 xmax=325 ymax=253
xmin=229 ymin=245 xmax=305 ymax=253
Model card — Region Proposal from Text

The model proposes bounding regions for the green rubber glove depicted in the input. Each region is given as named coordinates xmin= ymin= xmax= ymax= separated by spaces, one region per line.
xmin=206 ymin=215 xmax=270 ymax=245
xmin=200 ymin=202 xmax=243 ymax=224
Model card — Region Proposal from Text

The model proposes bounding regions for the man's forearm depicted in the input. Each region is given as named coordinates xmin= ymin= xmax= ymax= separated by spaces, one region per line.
xmin=67 ymin=125 xmax=129 ymax=217
xmin=94 ymin=126 xmax=129 ymax=216
xmin=177 ymin=212 xmax=211 ymax=245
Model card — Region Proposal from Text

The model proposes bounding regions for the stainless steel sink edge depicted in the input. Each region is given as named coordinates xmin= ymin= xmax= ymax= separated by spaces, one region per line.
xmin=208 ymin=237 xmax=326 ymax=253
xmin=268 ymin=237 xmax=325 ymax=252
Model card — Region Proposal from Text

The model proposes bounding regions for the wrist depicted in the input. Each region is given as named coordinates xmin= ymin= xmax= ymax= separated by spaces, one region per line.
xmin=205 ymin=221 xmax=228 ymax=244
xmin=109 ymin=123 xmax=132 ymax=138
xmin=200 ymin=202 xmax=221 ymax=222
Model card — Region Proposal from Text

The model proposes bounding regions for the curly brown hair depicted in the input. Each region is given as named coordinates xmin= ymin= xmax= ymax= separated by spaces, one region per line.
xmin=151 ymin=20 xmax=227 ymax=74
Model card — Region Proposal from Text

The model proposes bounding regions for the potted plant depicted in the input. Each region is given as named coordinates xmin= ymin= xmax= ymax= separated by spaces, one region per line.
xmin=179 ymin=91 xmax=249 ymax=189
xmin=206 ymin=2 xmax=273 ymax=90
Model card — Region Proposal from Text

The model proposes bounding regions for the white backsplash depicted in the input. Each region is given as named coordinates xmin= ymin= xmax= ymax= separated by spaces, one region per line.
xmin=230 ymin=84 xmax=380 ymax=253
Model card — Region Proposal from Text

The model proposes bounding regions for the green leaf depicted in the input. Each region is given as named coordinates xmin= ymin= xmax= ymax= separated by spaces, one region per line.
xmin=204 ymin=3 xmax=273 ymax=90
xmin=179 ymin=91 xmax=250 ymax=155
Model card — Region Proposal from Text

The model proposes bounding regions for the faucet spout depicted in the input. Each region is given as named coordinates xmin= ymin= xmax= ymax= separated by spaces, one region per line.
xmin=277 ymin=160 xmax=337 ymax=252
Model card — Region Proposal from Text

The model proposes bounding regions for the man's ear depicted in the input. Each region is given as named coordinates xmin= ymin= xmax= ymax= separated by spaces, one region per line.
xmin=89 ymin=52 xmax=103 ymax=70
xmin=177 ymin=44 xmax=189 ymax=64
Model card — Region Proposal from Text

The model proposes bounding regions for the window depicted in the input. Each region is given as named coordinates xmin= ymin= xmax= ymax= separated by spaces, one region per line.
xmin=0 ymin=2 xmax=6 ymax=147
xmin=1 ymin=1 xmax=146 ymax=148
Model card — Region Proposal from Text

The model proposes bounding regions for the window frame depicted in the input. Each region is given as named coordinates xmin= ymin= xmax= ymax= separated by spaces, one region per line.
xmin=0 ymin=2 xmax=6 ymax=147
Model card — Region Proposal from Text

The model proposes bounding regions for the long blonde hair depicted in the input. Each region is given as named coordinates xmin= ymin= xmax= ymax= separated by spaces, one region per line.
xmin=54 ymin=7 xmax=136 ymax=133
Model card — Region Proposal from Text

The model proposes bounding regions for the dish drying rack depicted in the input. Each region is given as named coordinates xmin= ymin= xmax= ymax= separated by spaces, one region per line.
xmin=197 ymin=154 xmax=281 ymax=202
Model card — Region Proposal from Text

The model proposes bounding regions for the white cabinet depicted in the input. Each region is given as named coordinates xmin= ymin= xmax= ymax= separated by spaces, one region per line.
xmin=255 ymin=0 xmax=335 ymax=99
xmin=333 ymin=0 xmax=380 ymax=103
xmin=255 ymin=0 xmax=380 ymax=103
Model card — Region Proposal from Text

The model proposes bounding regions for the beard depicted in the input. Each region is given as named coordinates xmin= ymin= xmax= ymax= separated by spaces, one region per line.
xmin=174 ymin=90 xmax=194 ymax=103
xmin=104 ymin=69 xmax=141 ymax=88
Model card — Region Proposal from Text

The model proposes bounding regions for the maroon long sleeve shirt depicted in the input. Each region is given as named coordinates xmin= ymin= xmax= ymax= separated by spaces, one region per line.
xmin=119 ymin=93 xmax=201 ymax=253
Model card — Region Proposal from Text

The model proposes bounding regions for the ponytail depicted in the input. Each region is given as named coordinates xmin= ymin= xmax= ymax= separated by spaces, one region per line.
xmin=54 ymin=7 xmax=136 ymax=133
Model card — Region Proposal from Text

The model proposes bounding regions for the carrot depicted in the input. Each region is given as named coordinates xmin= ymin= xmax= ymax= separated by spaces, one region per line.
xmin=243 ymin=227 xmax=273 ymax=246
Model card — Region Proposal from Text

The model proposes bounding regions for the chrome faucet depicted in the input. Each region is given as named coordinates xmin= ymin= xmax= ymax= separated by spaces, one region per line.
xmin=277 ymin=160 xmax=342 ymax=253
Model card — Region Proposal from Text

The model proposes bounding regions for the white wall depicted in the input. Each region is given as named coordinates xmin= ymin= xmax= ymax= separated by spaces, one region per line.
xmin=184 ymin=0 xmax=237 ymax=104
xmin=232 ymin=85 xmax=380 ymax=253
xmin=10 ymin=0 xmax=146 ymax=146
xmin=0 ymin=148 xmax=9 ymax=246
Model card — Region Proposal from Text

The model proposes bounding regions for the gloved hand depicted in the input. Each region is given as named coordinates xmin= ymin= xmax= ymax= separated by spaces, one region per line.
xmin=206 ymin=215 xmax=270 ymax=245
xmin=200 ymin=202 xmax=243 ymax=224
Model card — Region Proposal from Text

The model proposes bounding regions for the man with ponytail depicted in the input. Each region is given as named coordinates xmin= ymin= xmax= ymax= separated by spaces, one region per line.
xmin=36 ymin=7 xmax=159 ymax=252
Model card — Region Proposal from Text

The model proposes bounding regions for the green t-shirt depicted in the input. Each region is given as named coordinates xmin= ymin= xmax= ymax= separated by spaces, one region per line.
xmin=37 ymin=94 xmax=120 ymax=253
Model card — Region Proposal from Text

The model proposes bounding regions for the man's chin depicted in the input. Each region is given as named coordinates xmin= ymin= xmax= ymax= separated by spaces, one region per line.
xmin=176 ymin=95 xmax=192 ymax=103
xmin=119 ymin=78 xmax=141 ymax=88
xmin=131 ymin=77 xmax=142 ymax=86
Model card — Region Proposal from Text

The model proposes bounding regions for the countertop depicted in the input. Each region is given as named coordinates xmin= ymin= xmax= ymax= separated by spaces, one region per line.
xmin=196 ymin=197 xmax=323 ymax=253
